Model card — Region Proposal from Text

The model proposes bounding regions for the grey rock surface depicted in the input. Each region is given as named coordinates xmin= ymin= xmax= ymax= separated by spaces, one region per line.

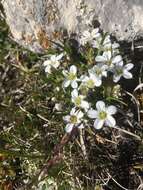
xmin=2 ymin=0 xmax=143 ymax=51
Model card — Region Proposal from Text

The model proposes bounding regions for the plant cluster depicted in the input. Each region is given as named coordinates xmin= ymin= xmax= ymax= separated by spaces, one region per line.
xmin=43 ymin=28 xmax=134 ymax=134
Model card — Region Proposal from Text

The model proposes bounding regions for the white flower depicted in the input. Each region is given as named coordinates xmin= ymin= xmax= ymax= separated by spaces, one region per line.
xmin=92 ymin=37 xmax=102 ymax=49
xmin=62 ymin=65 xmax=78 ymax=88
xmin=80 ymin=73 xmax=102 ymax=88
xmin=95 ymin=51 xmax=123 ymax=69
xmin=112 ymin=62 xmax=134 ymax=82
xmin=88 ymin=101 xmax=117 ymax=129
xmin=71 ymin=89 xmax=89 ymax=110
xmin=89 ymin=64 xmax=108 ymax=79
xmin=112 ymin=55 xmax=123 ymax=65
xmin=92 ymin=35 xmax=120 ymax=53
xmin=95 ymin=51 xmax=112 ymax=63
xmin=102 ymin=35 xmax=112 ymax=50
xmin=80 ymin=28 xmax=101 ymax=45
xmin=112 ymin=42 xmax=120 ymax=48
xmin=63 ymin=108 xmax=84 ymax=133
xmin=43 ymin=53 xmax=63 ymax=74
xmin=92 ymin=35 xmax=111 ymax=50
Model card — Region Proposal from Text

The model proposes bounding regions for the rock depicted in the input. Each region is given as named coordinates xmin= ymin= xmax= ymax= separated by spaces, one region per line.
xmin=2 ymin=0 xmax=143 ymax=52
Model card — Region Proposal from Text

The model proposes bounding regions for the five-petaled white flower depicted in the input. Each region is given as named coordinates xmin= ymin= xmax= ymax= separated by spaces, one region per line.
xmin=80 ymin=72 xmax=102 ymax=88
xmin=63 ymin=108 xmax=84 ymax=133
xmin=88 ymin=101 xmax=117 ymax=129
xmin=80 ymin=28 xmax=101 ymax=45
xmin=63 ymin=65 xmax=78 ymax=88
xmin=71 ymin=89 xmax=89 ymax=111
xmin=92 ymin=34 xmax=120 ymax=52
xmin=112 ymin=62 xmax=134 ymax=82
xmin=89 ymin=64 xmax=108 ymax=79
xmin=43 ymin=53 xmax=64 ymax=74
xmin=92 ymin=35 xmax=111 ymax=50
xmin=95 ymin=51 xmax=123 ymax=69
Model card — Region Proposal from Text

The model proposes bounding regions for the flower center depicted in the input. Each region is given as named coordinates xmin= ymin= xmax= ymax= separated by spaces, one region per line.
xmin=70 ymin=115 xmax=78 ymax=124
xmin=68 ymin=73 xmax=76 ymax=81
xmin=52 ymin=60 xmax=58 ymax=66
xmin=87 ymin=79 xmax=95 ymax=88
xmin=116 ymin=68 xmax=123 ymax=75
xmin=95 ymin=68 xmax=102 ymax=76
xmin=107 ymin=60 xmax=112 ymax=66
xmin=99 ymin=111 xmax=107 ymax=120
xmin=75 ymin=97 xmax=82 ymax=106
xmin=104 ymin=46 xmax=111 ymax=52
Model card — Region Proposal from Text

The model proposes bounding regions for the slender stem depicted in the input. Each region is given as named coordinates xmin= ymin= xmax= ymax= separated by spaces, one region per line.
xmin=79 ymin=129 xmax=88 ymax=160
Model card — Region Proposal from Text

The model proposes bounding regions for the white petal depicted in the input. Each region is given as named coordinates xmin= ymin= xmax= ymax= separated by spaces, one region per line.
xmin=92 ymin=30 xmax=100 ymax=39
xmin=77 ymin=110 xmax=84 ymax=119
xmin=63 ymin=80 xmax=70 ymax=88
xmin=116 ymin=61 xmax=124 ymax=67
xmin=70 ymin=65 xmax=77 ymax=74
xmin=102 ymin=71 xmax=107 ymax=77
xmin=62 ymin=70 xmax=68 ymax=76
xmin=81 ymin=101 xmax=89 ymax=110
xmin=113 ymin=75 xmax=121 ymax=83
xmin=51 ymin=55 xmax=56 ymax=62
xmin=123 ymin=70 xmax=132 ymax=79
xmin=80 ymin=38 xmax=87 ymax=45
xmin=125 ymin=63 xmax=134 ymax=71
xmin=94 ymin=119 xmax=104 ymax=129
xmin=88 ymin=110 xmax=98 ymax=119
xmin=63 ymin=115 xmax=70 ymax=122
xmin=53 ymin=61 xmax=60 ymax=68
xmin=78 ymin=124 xmax=84 ymax=129
xmin=70 ymin=107 xmax=76 ymax=115
xmin=112 ymin=42 xmax=120 ymax=49
xmin=105 ymin=115 xmax=116 ymax=127
xmin=83 ymin=31 xmax=90 ymax=37
xmin=91 ymin=28 xmax=99 ymax=35
xmin=56 ymin=53 xmax=64 ymax=60
xmin=94 ymin=77 xmax=102 ymax=87
xmin=95 ymin=55 xmax=107 ymax=62
xmin=96 ymin=101 xmax=105 ymax=111
xmin=101 ymin=64 xmax=108 ymax=70
xmin=107 ymin=106 xmax=117 ymax=115
xmin=80 ymin=75 xmax=87 ymax=81
xmin=103 ymin=35 xmax=111 ymax=44
xmin=104 ymin=42 xmax=112 ymax=49
xmin=43 ymin=60 xmax=51 ymax=66
xmin=104 ymin=51 xmax=111 ymax=60
xmin=65 ymin=124 xmax=74 ymax=133
xmin=45 ymin=65 xmax=51 ymax=73
xmin=92 ymin=40 xmax=99 ymax=48
xmin=88 ymin=68 xmax=94 ymax=75
xmin=94 ymin=32 xmax=101 ymax=39
xmin=112 ymin=55 xmax=122 ymax=64
xmin=71 ymin=80 xmax=78 ymax=89
xmin=71 ymin=89 xmax=78 ymax=98
xmin=89 ymin=73 xmax=94 ymax=78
